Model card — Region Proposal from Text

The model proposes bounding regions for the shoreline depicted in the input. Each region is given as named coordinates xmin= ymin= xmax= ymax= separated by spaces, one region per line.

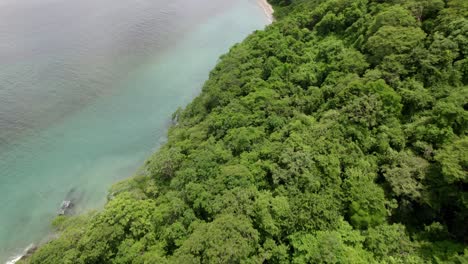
xmin=3 ymin=2 xmax=274 ymax=263
xmin=257 ymin=0 xmax=274 ymax=23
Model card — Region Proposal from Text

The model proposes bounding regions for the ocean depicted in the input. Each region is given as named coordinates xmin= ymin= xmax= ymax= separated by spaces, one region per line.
xmin=0 ymin=0 xmax=269 ymax=261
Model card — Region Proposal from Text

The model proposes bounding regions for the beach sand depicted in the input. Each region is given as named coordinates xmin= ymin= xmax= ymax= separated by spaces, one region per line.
xmin=258 ymin=0 xmax=274 ymax=23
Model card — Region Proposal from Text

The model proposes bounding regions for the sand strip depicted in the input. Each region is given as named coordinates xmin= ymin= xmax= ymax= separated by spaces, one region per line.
xmin=257 ymin=0 xmax=274 ymax=23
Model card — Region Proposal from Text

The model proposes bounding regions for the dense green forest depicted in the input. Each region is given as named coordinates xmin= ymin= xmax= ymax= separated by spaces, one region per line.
xmin=23 ymin=0 xmax=467 ymax=262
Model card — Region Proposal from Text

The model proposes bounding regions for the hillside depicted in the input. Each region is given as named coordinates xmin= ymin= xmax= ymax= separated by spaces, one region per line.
xmin=24 ymin=0 xmax=467 ymax=262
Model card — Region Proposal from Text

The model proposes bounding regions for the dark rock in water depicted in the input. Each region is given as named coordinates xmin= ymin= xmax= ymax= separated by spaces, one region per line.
xmin=23 ymin=244 xmax=38 ymax=257
xmin=57 ymin=200 xmax=73 ymax=215
xmin=57 ymin=187 xmax=83 ymax=215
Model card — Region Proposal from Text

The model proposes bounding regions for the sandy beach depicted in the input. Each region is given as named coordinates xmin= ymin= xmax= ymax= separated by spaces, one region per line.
xmin=258 ymin=0 xmax=274 ymax=23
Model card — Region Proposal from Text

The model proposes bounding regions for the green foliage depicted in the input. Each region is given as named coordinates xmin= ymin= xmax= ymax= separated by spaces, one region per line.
xmin=364 ymin=224 xmax=420 ymax=262
xmin=25 ymin=0 xmax=467 ymax=263
xmin=173 ymin=214 xmax=259 ymax=263
xmin=365 ymin=26 xmax=426 ymax=63
xmin=435 ymin=137 xmax=468 ymax=184
xmin=344 ymin=168 xmax=387 ymax=229
xmin=290 ymin=220 xmax=375 ymax=263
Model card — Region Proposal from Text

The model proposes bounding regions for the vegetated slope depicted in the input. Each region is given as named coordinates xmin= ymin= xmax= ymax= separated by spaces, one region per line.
xmin=25 ymin=0 xmax=467 ymax=263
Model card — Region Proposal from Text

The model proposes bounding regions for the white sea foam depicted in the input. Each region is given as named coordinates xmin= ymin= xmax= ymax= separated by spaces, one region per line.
xmin=5 ymin=255 xmax=22 ymax=264
xmin=5 ymin=243 xmax=36 ymax=264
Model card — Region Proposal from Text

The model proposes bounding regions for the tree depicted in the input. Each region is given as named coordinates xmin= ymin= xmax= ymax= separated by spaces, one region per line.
xmin=366 ymin=26 xmax=426 ymax=63
xmin=173 ymin=214 xmax=259 ymax=263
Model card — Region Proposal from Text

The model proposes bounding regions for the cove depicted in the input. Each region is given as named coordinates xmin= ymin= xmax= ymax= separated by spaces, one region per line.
xmin=0 ymin=0 xmax=269 ymax=261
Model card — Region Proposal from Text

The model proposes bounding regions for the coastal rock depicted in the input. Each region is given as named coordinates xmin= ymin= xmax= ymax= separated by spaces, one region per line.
xmin=57 ymin=200 xmax=73 ymax=215
xmin=23 ymin=244 xmax=38 ymax=257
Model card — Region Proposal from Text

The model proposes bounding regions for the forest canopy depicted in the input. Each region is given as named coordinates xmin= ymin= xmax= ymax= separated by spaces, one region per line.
xmin=23 ymin=0 xmax=467 ymax=263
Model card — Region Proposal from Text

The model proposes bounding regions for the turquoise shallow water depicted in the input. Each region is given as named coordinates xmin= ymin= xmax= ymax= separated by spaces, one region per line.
xmin=0 ymin=0 xmax=268 ymax=261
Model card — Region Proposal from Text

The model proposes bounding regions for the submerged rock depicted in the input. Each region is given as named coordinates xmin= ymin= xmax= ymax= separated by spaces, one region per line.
xmin=57 ymin=200 xmax=73 ymax=215
xmin=57 ymin=187 xmax=83 ymax=215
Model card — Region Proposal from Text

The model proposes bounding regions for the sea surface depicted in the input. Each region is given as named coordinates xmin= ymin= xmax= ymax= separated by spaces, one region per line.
xmin=0 ymin=0 xmax=268 ymax=261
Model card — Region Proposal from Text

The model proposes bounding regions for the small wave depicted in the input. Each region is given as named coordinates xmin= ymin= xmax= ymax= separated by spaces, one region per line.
xmin=5 ymin=243 xmax=36 ymax=264
xmin=6 ymin=254 xmax=22 ymax=264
